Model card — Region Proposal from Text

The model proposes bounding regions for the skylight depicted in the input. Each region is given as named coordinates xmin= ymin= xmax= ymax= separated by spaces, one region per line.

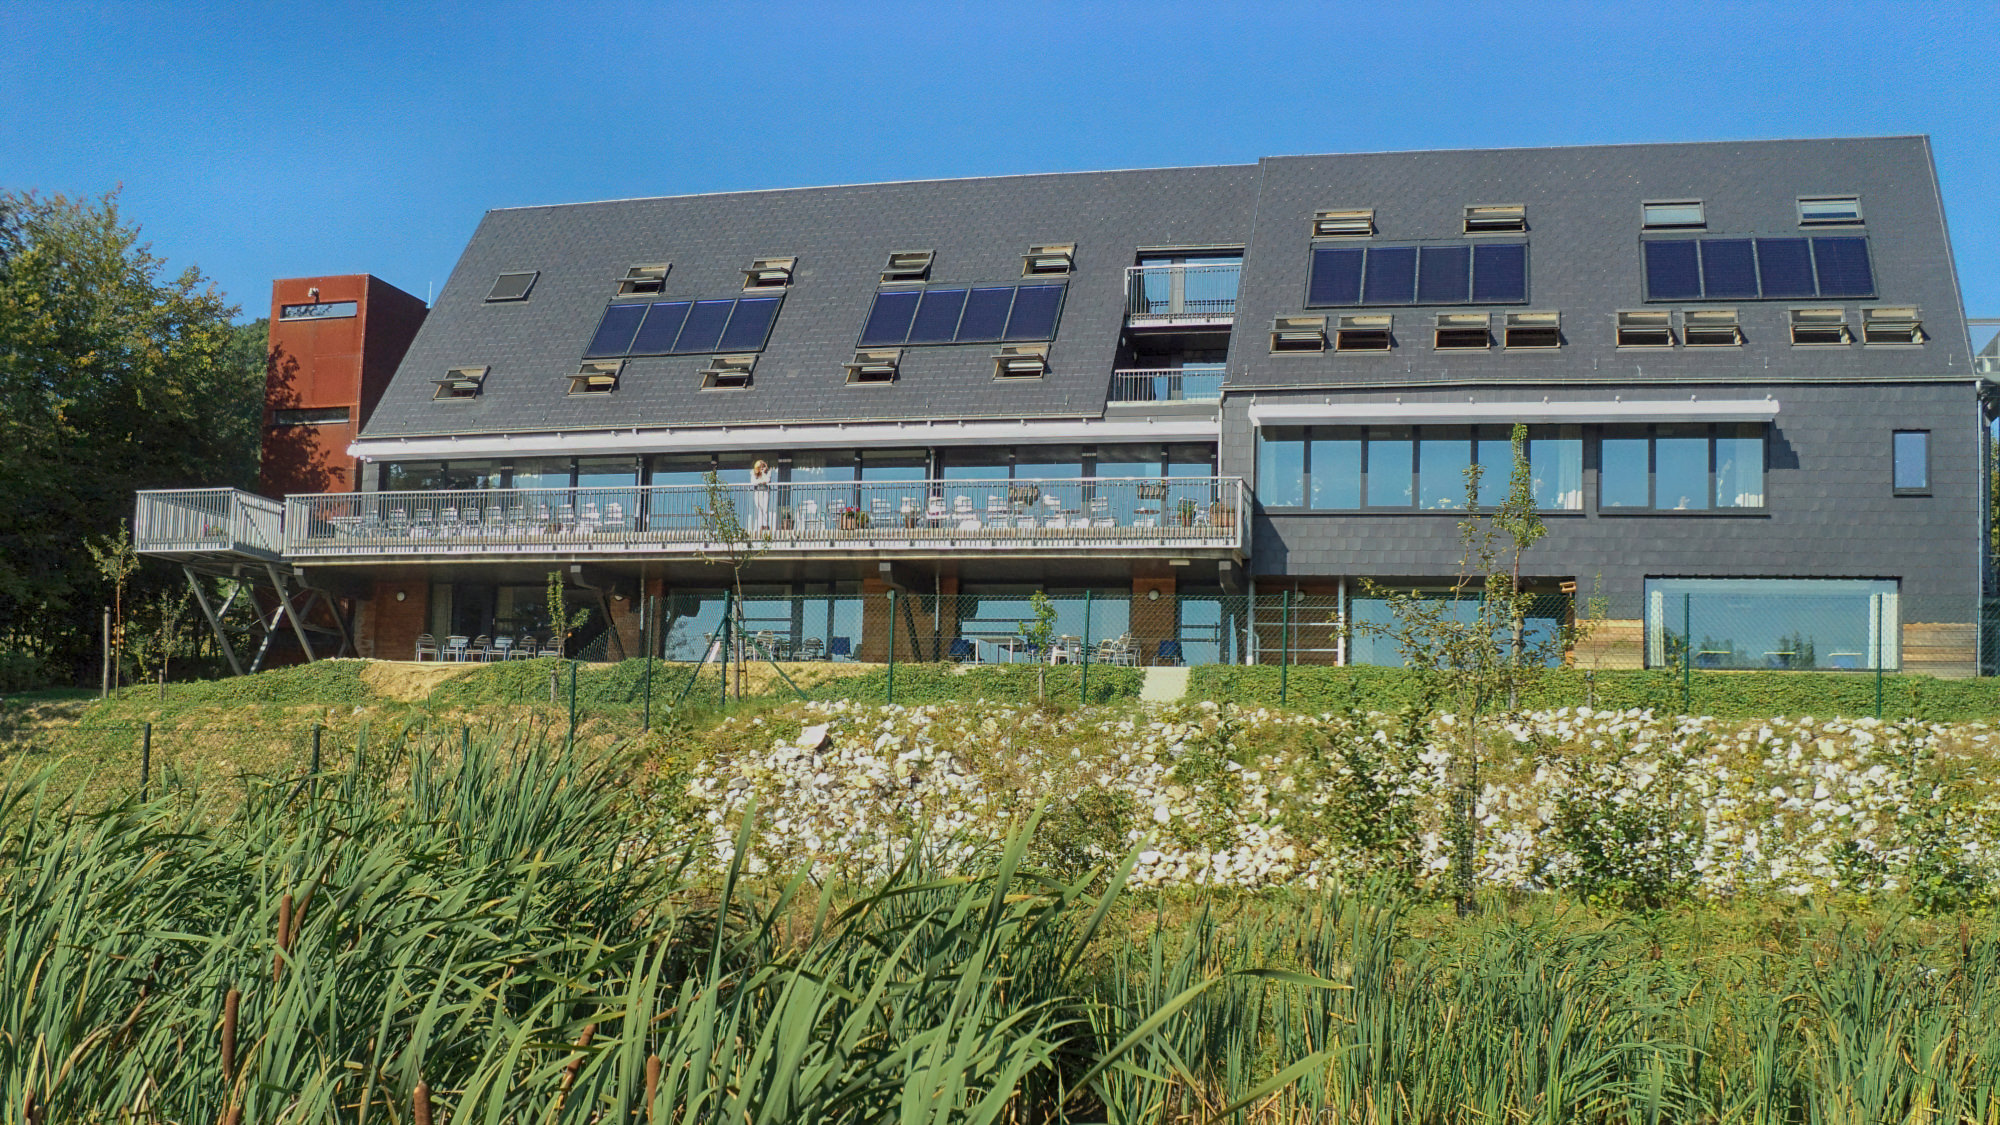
xmin=486 ymin=272 xmax=538 ymax=302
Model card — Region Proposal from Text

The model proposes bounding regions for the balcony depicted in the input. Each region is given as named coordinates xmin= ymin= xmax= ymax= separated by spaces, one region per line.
xmin=1108 ymin=364 xmax=1225 ymax=405
xmin=134 ymin=488 xmax=285 ymax=562
xmin=283 ymin=477 xmax=1248 ymax=561
xmin=1125 ymin=263 xmax=1240 ymax=327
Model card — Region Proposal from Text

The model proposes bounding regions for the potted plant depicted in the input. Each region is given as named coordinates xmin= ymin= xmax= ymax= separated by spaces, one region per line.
xmin=1209 ymin=501 xmax=1235 ymax=528
xmin=1177 ymin=499 xmax=1199 ymax=527
xmin=839 ymin=506 xmax=866 ymax=531
xmin=1137 ymin=479 xmax=1169 ymax=501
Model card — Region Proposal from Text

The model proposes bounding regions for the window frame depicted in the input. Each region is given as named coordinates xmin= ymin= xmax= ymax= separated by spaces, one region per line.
xmin=270 ymin=406 xmax=352 ymax=427
xmin=614 ymin=264 xmax=671 ymax=298
xmin=1892 ymin=429 xmax=1931 ymax=496
xmin=1641 ymin=200 xmax=1706 ymax=230
xmin=1255 ymin=423 xmax=1585 ymax=513
xmin=485 ymin=272 xmax=538 ymax=302
xmin=1797 ymin=195 xmax=1864 ymax=227
xmin=1596 ymin=423 xmax=1768 ymax=513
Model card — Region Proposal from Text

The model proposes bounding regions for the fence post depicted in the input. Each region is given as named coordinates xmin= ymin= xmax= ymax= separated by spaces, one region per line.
xmin=1681 ymin=593 xmax=1692 ymax=714
xmin=1875 ymin=594 xmax=1884 ymax=720
xmin=886 ymin=589 xmax=898 ymax=706
xmin=461 ymin=724 xmax=470 ymax=758
xmin=643 ymin=594 xmax=656 ymax=732
xmin=309 ymin=724 xmax=321 ymax=776
xmin=101 ymin=607 xmax=111 ymax=698
xmin=568 ymin=661 xmax=578 ymax=752
xmin=1280 ymin=589 xmax=1292 ymax=706
xmin=139 ymin=722 xmax=151 ymax=801
xmin=1081 ymin=589 xmax=1092 ymax=704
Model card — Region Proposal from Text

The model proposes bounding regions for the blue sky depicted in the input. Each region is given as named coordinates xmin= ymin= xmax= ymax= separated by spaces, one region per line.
xmin=5 ymin=1 xmax=1997 ymax=342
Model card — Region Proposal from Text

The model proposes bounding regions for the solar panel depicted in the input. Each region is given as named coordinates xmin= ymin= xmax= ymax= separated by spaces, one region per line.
xmin=1471 ymin=243 xmax=1528 ymax=303
xmin=1416 ymin=245 xmax=1471 ymax=303
xmin=956 ymin=286 xmax=1015 ymax=341
xmin=1811 ymin=237 xmax=1874 ymax=297
xmin=906 ymin=288 xmax=968 ymax=343
xmin=1642 ymin=241 xmax=1701 ymax=300
xmin=717 ymin=296 xmax=782 ymax=351
xmin=673 ymin=299 xmax=736 ymax=354
xmin=1307 ymin=247 xmax=1364 ymax=306
xmin=1003 ymin=284 xmax=1065 ymax=340
xmin=1701 ymin=239 xmax=1758 ymax=299
xmin=583 ymin=303 xmax=647 ymax=358
xmin=1361 ymin=246 xmax=1417 ymax=305
xmin=629 ymin=301 xmax=692 ymax=354
xmin=1754 ymin=239 xmax=1816 ymax=298
xmin=859 ymin=290 xmax=921 ymax=346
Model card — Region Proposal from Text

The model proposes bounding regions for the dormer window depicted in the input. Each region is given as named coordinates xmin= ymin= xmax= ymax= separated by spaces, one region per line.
xmin=1434 ymin=312 xmax=1491 ymax=350
xmin=1269 ymin=315 xmax=1327 ymax=353
xmin=615 ymin=264 xmax=670 ymax=297
xmin=1311 ymin=208 xmax=1374 ymax=238
xmin=742 ymin=257 xmax=796 ymax=289
xmin=992 ymin=343 xmax=1049 ymax=378
xmin=881 ymin=250 xmax=933 ymax=284
xmin=700 ymin=354 xmax=757 ymax=389
xmin=1022 ymin=244 xmax=1075 ymax=276
xmin=1464 ymin=204 xmax=1526 ymax=233
xmin=486 ymin=272 xmax=538 ymax=302
xmin=566 ymin=361 xmax=621 ymax=395
xmin=1642 ymin=200 xmax=1705 ymax=229
xmin=1617 ymin=309 xmax=1674 ymax=348
xmin=1683 ymin=308 xmax=1743 ymax=347
xmin=845 ymin=349 xmax=901 ymax=384
xmin=1790 ymin=307 xmax=1851 ymax=345
xmin=1335 ymin=314 xmax=1393 ymax=351
xmin=432 ymin=365 xmax=488 ymax=400
xmin=1501 ymin=310 xmax=1560 ymax=349
xmin=1799 ymin=196 xmax=1863 ymax=226
xmin=1862 ymin=306 xmax=1923 ymax=345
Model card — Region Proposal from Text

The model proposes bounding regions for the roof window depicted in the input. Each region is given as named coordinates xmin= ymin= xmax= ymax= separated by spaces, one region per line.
xmin=741 ymin=257 xmax=796 ymax=290
xmin=1269 ymin=315 xmax=1327 ymax=353
xmin=1022 ymin=244 xmax=1075 ymax=276
xmin=1790 ymin=307 xmax=1851 ymax=346
xmin=1683 ymin=308 xmax=1743 ymax=347
xmin=881 ymin=250 xmax=933 ymax=284
xmin=432 ymin=365 xmax=488 ymax=400
xmin=1616 ymin=309 xmax=1674 ymax=348
xmin=272 ymin=407 xmax=351 ymax=427
xmin=486 ymin=272 xmax=538 ymax=302
xmin=1862 ymin=306 xmax=1923 ymax=345
xmin=1799 ymin=196 xmax=1863 ymax=226
xmin=1434 ymin=312 xmax=1491 ymax=350
xmin=1335 ymin=314 xmax=1394 ymax=352
xmin=700 ymin=354 xmax=757 ymax=389
xmin=1642 ymin=200 xmax=1705 ymax=229
xmin=1311 ymin=208 xmax=1374 ymax=238
xmin=1503 ymin=310 xmax=1561 ymax=349
xmin=566 ymin=361 xmax=622 ymax=395
xmin=844 ymin=349 xmax=901 ymax=384
xmin=1464 ymin=204 xmax=1526 ymax=233
xmin=614 ymin=264 xmax=670 ymax=297
xmin=992 ymin=343 xmax=1049 ymax=379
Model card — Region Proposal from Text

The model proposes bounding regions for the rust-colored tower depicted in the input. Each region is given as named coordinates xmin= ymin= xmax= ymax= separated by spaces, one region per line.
xmin=258 ymin=275 xmax=427 ymax=498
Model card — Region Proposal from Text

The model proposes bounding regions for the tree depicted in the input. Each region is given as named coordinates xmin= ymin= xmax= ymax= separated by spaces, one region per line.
xmin=1357 ymin=424 xmax=1585 ymax=915
xmin=545 ymin=571 xmax=591 ymax=660
xmin=696 ymin=470 xmax=770 ymax=701
xmin=1015 ymin=590 xmax=1059 ymax=701
xmin=85 ymin=520 xmax=140 ymax=692
xmin=0 ymin=189 xmax=258 ymax=682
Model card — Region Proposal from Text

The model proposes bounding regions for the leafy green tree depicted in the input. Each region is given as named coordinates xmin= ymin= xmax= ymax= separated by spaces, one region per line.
xmin=1016 ymin=590 xmax=1059 ymax=700
xmin=696 ymin=470 xmax=770 ymax=700
xmin=0 ymin=189 xmax=258 ymax=681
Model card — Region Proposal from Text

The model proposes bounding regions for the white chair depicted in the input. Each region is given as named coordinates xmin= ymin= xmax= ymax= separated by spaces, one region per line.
xmin=985 ymin=495 xmax=1008 ymax=528
xmin=800 ymin=499 xmax=822 ymax=533
xmin=606 ymin=501 xmax=625 ymax=532
xmin=413 ymin=633 xmax=437 ymax=661
xmin=578 ymin=502 xmax=601 ymax=534
xmin=925 ymin=496 xmax=947 ymax=526
xmin=870 ymin=497 xmax=893 ymax=527
xmin=443 ymin=635 xmax=470 ymax=661
xmin=954 ymin=495 xmax=981 ymax=531
xmin=491 ymin=636 xmax=515 ymax=661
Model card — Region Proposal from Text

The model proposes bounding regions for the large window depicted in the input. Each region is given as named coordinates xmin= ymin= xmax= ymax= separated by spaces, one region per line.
xmin=1348 ymin=589 xmax=1568 ymax=667
xmin=1257 ymin=425 xmax=1582 ymax=511
xmin=1893 ymin=430 xmax=1930 ymax=494
xmin=1599 ymin=424 xmax=1765 ymax=511
xmin=1642 ymin=237 xmax=1874 ymax=301
xmin=1645 ymin=578 xmax=1898 ymax=671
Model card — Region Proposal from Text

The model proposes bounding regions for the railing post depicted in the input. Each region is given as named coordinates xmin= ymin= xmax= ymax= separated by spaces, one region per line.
xmin=886 ymin=589 xmax=897 ymax=706
xmin=1081 ymin=589 xmax=1092 ymax=705
xmin=1682 ymin=593 xmax=1692 ymax=714
xmin=1875 ymin=594 xmax=1885 ymax=720
xmin=1280 ymin=589 xmax=1292 ymax=706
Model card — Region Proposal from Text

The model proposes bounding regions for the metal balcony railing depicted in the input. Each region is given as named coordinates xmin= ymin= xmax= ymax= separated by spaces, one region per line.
xmin=134 ymin=488 xmax=285 ymax=560
xmin=284 ymin=477 xmax=1248 ymax=558
xmin=1108 ymin=365 xmax=1226 ymax=404
xmin=1125 ymin=263 xmax=1240 ymax=323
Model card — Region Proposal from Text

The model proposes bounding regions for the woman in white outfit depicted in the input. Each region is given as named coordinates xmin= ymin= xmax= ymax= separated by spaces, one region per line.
xmin=750 ymin=459 xmax=773 ymax=532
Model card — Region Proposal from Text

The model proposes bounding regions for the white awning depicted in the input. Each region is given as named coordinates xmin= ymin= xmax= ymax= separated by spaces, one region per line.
xmin=1246 ymin=398 xmax=1780 ymax=427
xmin=348 ymin=415 xmax=1220 ymax=461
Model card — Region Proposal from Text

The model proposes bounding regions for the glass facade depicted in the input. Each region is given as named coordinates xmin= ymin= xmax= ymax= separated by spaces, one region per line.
xmin=1257 ymin=424 xmax=1584 ymax=511
xmin=1599 ymin=424 xmax=1765 ymax=511
xmin=1644 ymin=578 xmax=1898 ymax=671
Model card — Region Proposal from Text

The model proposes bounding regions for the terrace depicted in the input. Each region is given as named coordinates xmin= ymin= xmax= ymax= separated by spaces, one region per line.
xmin=276 ymin=476 xmax=1247 ymax=561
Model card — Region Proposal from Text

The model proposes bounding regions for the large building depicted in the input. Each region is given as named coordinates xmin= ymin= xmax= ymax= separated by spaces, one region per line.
xmin=136 ymin=136 xmax=1989 ymax=675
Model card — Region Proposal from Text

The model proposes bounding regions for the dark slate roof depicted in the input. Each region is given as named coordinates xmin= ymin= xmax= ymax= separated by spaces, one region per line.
xmin=362 ymin=137 xmax=1970 ymax=441
xmin=361 ymin=164 xmax=1258 ymax=439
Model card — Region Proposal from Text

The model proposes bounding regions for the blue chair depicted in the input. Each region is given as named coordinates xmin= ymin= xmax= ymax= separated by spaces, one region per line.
xmin=828 ymin=636 xmax=851 ymax=660
xmin=1155 ymin=640 xmax=1184 ymax=666
xmin=948 ymin=637 xmax=976 ymax=663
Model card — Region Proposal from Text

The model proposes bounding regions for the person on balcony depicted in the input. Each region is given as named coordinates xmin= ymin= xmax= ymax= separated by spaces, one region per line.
xmin=750 ymin=459 xmax=773 ymax=532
